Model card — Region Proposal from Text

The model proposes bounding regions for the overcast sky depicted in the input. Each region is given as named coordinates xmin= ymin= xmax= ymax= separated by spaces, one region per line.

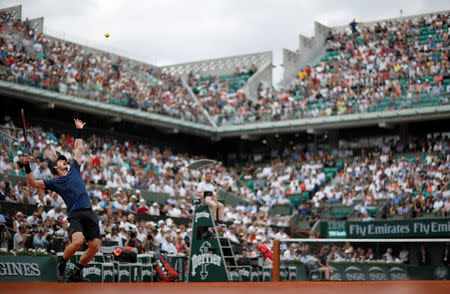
xmin=2 ymin=0 xmax=449 ymax=84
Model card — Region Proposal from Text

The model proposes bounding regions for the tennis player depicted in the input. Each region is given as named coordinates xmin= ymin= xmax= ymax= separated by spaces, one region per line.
xmin=24 ymin=119 xmax=100 ymax=282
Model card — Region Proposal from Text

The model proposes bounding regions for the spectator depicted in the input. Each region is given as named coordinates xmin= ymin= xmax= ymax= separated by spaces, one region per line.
xmin=26 ymin=211 xmax=40 ymax=226
xmin=174 ymin=235 xmax=189 ymax=254
xmin=349 ymin=18 xmax=358 ymax=33
xmin=398 ymin=201 xmax=410 ymax=216
xmin=137 ymin=200 xmax=149 ymax=214
xmin=13 ymin=225 xmax=29 ymax=251
xmin=442 ymin=244 xmax=449 ymax=266
xmin=417 ymin=245 xmax=432 ymax=265
xmin=124 ymin=231 xmax=142 ymax=253
xmin=399 ymin=245 xmax=409 ymax=264
xmin=149 ymin=202 xmax=160 ymax=216
xmin=106 ymin=227 xmax=123 ymax=247
xmin=33 ymin=229 xmax=49 ymax=250
xmin=161 ymin=231 xmax=177 ymax=254
xmin=444 ymin=197 xmax=450 ymax=216
xmin=0 ymin=213 xmax=10 ymax=250
xmin=433 ymin=195 xmax=444 ymax=212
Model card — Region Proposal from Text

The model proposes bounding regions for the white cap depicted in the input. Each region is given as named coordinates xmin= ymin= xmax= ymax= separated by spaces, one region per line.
xmin=61 ymin=204 xmax=67 ymax=209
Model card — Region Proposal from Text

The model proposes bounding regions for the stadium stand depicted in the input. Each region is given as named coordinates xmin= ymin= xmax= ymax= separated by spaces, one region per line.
xmin=0 ymin=9 xmax=208 ymax=124
xmin=2 ymin=8 xmax=448 ymax=130
xmin=0 ymin=5 xmax=448 ymax=278
xmin=210 ymin=12 xmax=450 ymax=125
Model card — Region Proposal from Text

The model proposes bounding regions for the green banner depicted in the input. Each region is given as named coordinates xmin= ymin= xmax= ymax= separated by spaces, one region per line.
xmin=0 ymin=256 xmax=56 ymax=282
xmin=323 ymin=219 xmax=450 ymax=238
xmin=328 ymin=264 xmax=409 ymax=281
xmin=346 ymin=219 xmax=450 ymax=238
xmin=327 ymin=264 xmax=450 ymax=281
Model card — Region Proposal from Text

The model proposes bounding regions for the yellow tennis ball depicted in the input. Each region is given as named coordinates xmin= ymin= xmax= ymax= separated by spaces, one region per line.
xmin=104 ymin=33 xmax=110 ymax=38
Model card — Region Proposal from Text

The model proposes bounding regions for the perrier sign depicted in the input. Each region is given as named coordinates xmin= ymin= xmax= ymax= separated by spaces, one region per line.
xmin=187 ymin=205 xmax=229 ymax=282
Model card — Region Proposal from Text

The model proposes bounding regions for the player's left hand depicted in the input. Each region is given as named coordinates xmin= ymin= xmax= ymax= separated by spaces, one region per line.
xmin=74 ymin=118 xmax=86 ymax=129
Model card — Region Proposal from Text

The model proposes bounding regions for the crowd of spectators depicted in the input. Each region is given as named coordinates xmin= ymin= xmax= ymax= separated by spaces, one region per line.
xmin=208 ymin=13 xmax=450 ymax=125
xmin=0 ymin=119 xmax=292 ymax=254
xmin=1 ymin=9 xmax=448 ymax=127
xmin=187 ymin=66 xmax=256 ymax=126
xmin=0 ymin=11 xmax=207 ymax=123
xmin=306 ymin=136 xmax=450 ymax=220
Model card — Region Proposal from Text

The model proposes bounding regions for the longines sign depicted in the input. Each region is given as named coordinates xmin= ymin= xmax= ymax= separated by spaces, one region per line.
xmin=0 ymin=256 xmax=56 ymax=282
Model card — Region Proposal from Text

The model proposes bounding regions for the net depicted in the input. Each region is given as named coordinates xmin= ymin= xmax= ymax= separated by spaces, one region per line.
xmin=277 ymin=238 xmax=450 ymax=281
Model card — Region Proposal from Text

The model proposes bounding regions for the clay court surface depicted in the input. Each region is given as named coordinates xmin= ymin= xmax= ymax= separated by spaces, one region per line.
xmin=2 ymin=281 xmax=450 ymax=294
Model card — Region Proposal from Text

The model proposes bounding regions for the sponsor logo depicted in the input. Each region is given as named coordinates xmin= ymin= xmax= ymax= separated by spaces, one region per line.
xmin=195 ymin=211 xmax=210 ymax=222
xmin=83 ymin=267 xmax=101 ymax=276
xmin=368 ymin=266 xmax=387 ymax=281
xmin=142 ymin=269 xmax=152 ymax=277
xmin=311 ymin=273 xmax=321 ymax=280
xmin=280 ymin=268 xmax=287 ymax=279
xmin=250 ymin=271 xmax=259 ymax=280
xmin=103 ymin=269 xmax=113 ymax=279
xmin=329 ymin=266 xmax=341 ymax=281
xmin=119 ymin=269 xmax=130 ymax=278
xmin=0 ymin=262 xmax=41 ymax=277
xmin=239 ymin=269 xmax=250 ymax=277
xmin=434 ymin=266 xmax=448 ymax=280
xmin=389 ymin=267 xmax=409 ymax=280
xmin=229 ymin=271 xmax=239 ymax=280
xmin=191 ymin=241 xmax=222 ymax=280
xmin=345 ymin=266 xmax=365 ymax=281
xmin=133 ymin=266 xmax=139 ymax=282
xmin=263 ymin=270 xmax=271 ymax=280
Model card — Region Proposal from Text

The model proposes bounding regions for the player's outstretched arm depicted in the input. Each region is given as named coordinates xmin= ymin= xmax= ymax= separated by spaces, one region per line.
xmin=73 ymin=118 xmax=86 ymax=164
xmin=24 ymin=154 xmax=45 ymax=189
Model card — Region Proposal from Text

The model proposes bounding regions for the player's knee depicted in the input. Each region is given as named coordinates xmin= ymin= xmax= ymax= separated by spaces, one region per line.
xmin=72 ymin=237 xmax=84 ymax=249
xmin=90 ymin=239 xmax=101 ymax=252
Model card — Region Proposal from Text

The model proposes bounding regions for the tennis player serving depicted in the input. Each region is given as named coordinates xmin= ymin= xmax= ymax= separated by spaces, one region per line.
xmin=24 ymin=119 xmax=101 ymax=282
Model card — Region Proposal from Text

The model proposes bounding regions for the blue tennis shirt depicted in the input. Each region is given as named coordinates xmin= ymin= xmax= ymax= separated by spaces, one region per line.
xmin=43 ymin=160 xmax=91 ymax=214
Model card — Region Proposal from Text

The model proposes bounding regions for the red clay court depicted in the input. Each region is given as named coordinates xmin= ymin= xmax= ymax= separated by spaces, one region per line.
xmin=3 ymin=281 xmax=450 ymax=294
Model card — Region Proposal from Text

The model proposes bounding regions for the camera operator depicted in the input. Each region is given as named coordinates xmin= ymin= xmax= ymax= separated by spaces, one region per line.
xmin=196 ymin=171 xmax=225 ymax=226
xmin=143 ymin=230 xmax=160 ymax=255
xmin=125 ymin=231 xmax=142 ymax=253
xmin=33 ymin=229 xmax=49 ymax=250
xmin=13 ymin=225 xmax=29 ymax=251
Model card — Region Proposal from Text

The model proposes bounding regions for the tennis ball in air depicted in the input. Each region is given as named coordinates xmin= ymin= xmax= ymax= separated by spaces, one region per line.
xmin=104 ymin=33 xmax=110 ymax=38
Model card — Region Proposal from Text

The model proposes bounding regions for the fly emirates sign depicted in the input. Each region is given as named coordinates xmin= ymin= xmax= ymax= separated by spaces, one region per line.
xmin=347 ymin=219 xmax=450 ymax=238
